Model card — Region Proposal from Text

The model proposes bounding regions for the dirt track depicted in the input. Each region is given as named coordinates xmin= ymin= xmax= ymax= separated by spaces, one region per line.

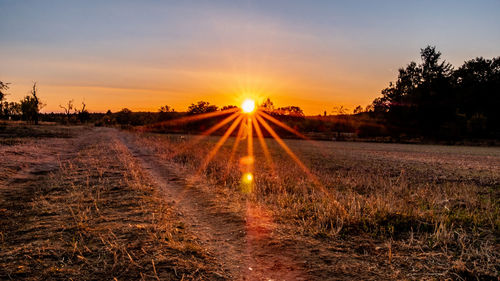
xmin=118 ymin=132 xmax=309 ymax=281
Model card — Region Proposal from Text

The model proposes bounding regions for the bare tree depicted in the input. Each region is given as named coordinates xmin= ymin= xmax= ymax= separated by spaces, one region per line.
xmin=20 ymin=82 xmax=43 ymax=124
xmin=0 ymin=80 xmax=9 ymax=102
xmin=159 ymin=105 xmax=175 ymax=112
xmin=332 ymin=105 xmax=348 ymax=115
xmin=78 ymin=101 xmax=90 ymax=123
xmin=353 ymin=105 xmax=363 ymax=114
xmin=59 ymin=99 xmax=74 ymax=123
xmin=0 ymin=81 xmax=10 ymax=118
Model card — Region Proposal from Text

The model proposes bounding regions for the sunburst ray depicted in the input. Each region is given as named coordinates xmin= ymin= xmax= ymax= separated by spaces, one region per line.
xmin=161 ymin=111 xmax=241 ymax=161
xmin=252 ymin=116 xmax=276 ymax=175
xmin=256 ymin=114 xmax=346 ymax=214
xmin=257 ymin=111 xmax=309 ymax=140
xmin=198 ymin=115 xmax=244 ymax=173
xmin=228 ymin=117 xmax=245 ymax=164
xmin=255 ymin=114 xmax=318 ymax=185
xmin=157 ymin=107 xmax=239 ymax=127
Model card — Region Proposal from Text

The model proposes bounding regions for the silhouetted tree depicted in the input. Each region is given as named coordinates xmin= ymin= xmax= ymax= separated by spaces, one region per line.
xmin=0 ymin=81 xmax=10 ymax=118
xmin=332 ymin=105 xmax=348 ymax=115
xmin=116 ymin=108 xmax=132 ymax=124
xmin=20 ymin=82 xmax=43 ymax=124
xmin=454 ymin=56 xmax=500 ymax=136
xmin=159 ymin=105 xmax=175 ymax=112
xmin=97 ymin=110 xmax=115 ymax=126
xmin=372 ymin=45 xmax=500 ymax=139
xmin=221 ymin=105 xmax=238 ymax=111
xmin=0 ymin=81 xmax=9 ymax=103
xmin=158 ymin=105 xmax=176 ymax=122
xmin=417 ymin=46 xmax=454 ymax=134
xmin=260 ymin=98 xmax=275 ymax=113
xmin=353 ymin=105 xmax=363 ymax=114
xmin=1 ymin=101 xmax=21 ymax=119
xmin=78 ymin=102 xmax=90 ymax=123
xmin=275 ymin=106 xmax=304 ymax=117
xmin=372 ymin=97 xmax=389 ymax=113
xmin=187 ymin=101 xmax=218 ymax=115
xmin=59 ymin=99 xmax=74 ymax=123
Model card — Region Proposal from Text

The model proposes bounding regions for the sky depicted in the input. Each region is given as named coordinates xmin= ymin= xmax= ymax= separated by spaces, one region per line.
xmin=1 ymin=0 xmax=499 ymax=114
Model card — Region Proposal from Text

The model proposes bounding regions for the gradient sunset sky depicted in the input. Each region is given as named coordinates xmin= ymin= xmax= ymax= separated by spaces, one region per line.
xmin=1 ymin=0 xmax=499 ymax=114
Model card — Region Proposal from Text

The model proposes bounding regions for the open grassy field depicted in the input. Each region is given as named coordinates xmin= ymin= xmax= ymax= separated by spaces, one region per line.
xmin=0 ymin=122 xmax=227 ymax=280
xmin=1 ymin=122 xmax=498 ymax=280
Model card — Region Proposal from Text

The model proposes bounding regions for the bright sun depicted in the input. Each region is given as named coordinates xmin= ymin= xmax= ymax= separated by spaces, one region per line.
xmin=241 ymin=99 xmax=256 ymax=113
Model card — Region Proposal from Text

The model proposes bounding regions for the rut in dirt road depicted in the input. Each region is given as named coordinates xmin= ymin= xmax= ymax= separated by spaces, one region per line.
xmin=118 ymin=132 xmax=309 ymax=281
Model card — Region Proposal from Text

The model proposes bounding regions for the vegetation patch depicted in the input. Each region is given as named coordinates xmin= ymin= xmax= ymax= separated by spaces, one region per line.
xmin=0 ymin=128 xmax=227 ymax=280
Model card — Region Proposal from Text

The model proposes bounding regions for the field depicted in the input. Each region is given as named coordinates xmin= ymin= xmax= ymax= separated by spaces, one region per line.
xmin=1 ymin=122 xmax=498 ymax=280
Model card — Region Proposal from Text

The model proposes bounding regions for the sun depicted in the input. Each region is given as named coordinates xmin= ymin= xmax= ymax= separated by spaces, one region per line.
xmin=241 ymin=99 xmax=256 ymax=114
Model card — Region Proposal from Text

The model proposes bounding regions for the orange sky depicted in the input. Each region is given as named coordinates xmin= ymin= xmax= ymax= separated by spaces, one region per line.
xmin=1 ymin=1 xmax=499 ymax=115
xmin=2 ymin=43 xmax=393 ymax=115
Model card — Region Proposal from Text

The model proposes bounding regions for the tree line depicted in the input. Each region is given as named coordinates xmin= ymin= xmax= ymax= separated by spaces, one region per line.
xmin=369 ymin=46 xmax=499 ymax=139
xmin=0 ymin=82 xmax=91 ymax=124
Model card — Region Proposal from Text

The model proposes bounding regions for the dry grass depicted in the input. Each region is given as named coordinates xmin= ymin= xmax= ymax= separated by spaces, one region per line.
xmin=0 ymin=125 xmax=227 ymax=280
xmin=0 ymin=121 xmax=77 ymax=144
xmin=131 ymin=132 xmax=499 ymax=280
xmin=1 ymin=122 xmax=498 ymax=280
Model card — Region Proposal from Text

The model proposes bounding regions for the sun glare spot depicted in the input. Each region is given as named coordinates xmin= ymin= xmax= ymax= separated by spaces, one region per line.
xmin=241 ymin=99 xmax=256 ymax=114
xmin=243 ymin=172 xmax=253 ymax=183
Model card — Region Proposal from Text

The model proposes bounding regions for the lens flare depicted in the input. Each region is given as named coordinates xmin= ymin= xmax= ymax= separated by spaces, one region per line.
xmin=243 ymin=172 xmax=254 ymax=183
xmin=241 ymin=172 xmax=254 ymax=193
xmin=240 ymin=156 xmax=254 ymax=166
xmin=242 ymin=99 xmax=256 ymax=114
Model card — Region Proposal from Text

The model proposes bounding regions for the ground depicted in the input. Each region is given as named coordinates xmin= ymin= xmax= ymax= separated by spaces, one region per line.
xmin=0 ymin=122 xmax=498 ymax=280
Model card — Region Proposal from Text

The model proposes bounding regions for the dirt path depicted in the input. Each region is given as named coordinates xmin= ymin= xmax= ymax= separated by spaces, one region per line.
xmin=117 ymin=132 xmax=309 ymax=281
